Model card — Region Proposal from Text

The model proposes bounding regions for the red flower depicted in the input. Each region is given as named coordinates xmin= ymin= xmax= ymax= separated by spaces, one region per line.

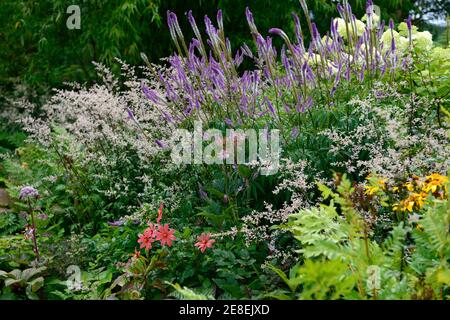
xmin=195 ymin=233 xmax=215 ymax=253
xmin=137 ymin=231 xmax=155 ymax=251
xmin=157 ymin=203 xmax=164 ymax=224
xmin=155 ymin=224 xmax=176 ymax=247
xmin=145 ymin=223 xmax=157 ymax=238
xmin=137 ymin=223 xmax=158 ymax=251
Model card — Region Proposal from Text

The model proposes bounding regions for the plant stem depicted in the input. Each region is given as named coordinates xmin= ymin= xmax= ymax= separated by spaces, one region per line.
xmin=28 ymin=199 xmax=40 ymax=263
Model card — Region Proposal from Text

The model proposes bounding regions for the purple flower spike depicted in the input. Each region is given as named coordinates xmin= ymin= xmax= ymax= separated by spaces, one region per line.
xmin=311 ymin=22 xmax=319 ymax=39
xmin=268 ymin=28 xmax=283 ymax=37
xmin=198 ymin=184 xmax=208 ymax=200
xmin=391 ymin=38 xmax=396 ymax=52
xmin=406 ymin=16 xmax=412 ymax=31
xmin=126 ymin=107 xmax=139 ymax=124
xmin=305 ymin=96 xmax=313 ymax=109
xmin=389 ymin=19 xmax=394 ymax=30
xmin=241 ymin=43 xmax=253 ymax=58
xmin=169 ymin=12 xmax=179 ymax=26
xmin=245 ymin=7 xmax=258 ymax=34
xmin=155 ymin=140 xmax=166 ymax=148
xmin=292 ymin=13 xmax=302 ymax=39
xmin=366 ymin=0 xmax=373 ymax=13
xmin=142 ymin=84 xmax=161 ymax=104
xmin=345 ymin=65 xmax=351 ymax=81
xmin=337 ymin=3 xmax=344 ymax=17
xmin=37 ymin=213 xmax=48 ymax=220
xmin=167 ymin=10 xmax=174 ymax=27
xmin=217 ymin=9 xmax=223 ymax=29
xmin=256 ymin=34 xmax=266 ymax=49
xmin=331 ymin=19 xmax=337 ymax=35
xmin=245 ymin=7 xmax=254 ymax=25
xmin=264 ymin=97 xmax=276 ymax=114
xmin=187 ymin=10 xmax=195 ymax=26
xmin=204 ymin=15 xmax=217 ymax=38
xmin=19 ymin=186 xmax=39 ymax=201
xmin=108 ymin=220 xmax=124 ymax=227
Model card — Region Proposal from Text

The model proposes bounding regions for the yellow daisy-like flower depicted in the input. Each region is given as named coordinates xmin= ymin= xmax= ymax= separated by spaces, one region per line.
xmin=404 ymin=181 xmax=415 ymax=192
xmin=394 ymin=193 xmax=425 ymax=213
xmin=364 ymin=175 xmax=387 ymax=195
xmin=423 ymin=173 xmax=448 ymax=194
xmin=364 ymin=185 xmax=380 ymax=195
xmin=410 ymin=193 xmax=426 ymax=209
xmin=405 ymin=201 xmax=414 ymax=212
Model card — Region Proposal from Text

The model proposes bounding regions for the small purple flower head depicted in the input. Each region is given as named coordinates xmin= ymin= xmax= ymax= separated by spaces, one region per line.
xmin=37 ymin=213 xmax=48 ymax=220
xmin=19 ymin=186 xmax=39 ymax=201
xmin=291 ymin=127 xmax=299 ymax=138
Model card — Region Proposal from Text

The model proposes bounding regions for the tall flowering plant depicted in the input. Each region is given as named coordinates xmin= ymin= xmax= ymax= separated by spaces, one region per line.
xmin=139 ymin=0 xmax=432 ymax=142
xmin=137 ymin=204 xmax=177 ymax=253
xmin=19 ymin=186 xmax=41 ymax=263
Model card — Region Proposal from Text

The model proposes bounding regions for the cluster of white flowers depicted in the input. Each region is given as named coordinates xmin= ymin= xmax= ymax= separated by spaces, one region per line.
xmin=240 ymin=159 xmax=324 ymax=264
xmin=15 ymin=60 xmax=183 ymax=215
xmin=321 ymin=85 xmax=449 ymax=180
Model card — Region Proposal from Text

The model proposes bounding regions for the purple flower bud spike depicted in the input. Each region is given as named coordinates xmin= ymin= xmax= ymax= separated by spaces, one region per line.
xmin=389 ymin=19 xmax=394 ymax=30
xmin=406 ymin=16 xmax=412 ymax=31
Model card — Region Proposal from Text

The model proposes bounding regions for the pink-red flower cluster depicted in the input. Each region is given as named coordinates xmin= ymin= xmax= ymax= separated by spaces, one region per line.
xmin=137 ymin=204 xmax=177 ymax=251
xmin=136 ymin=205 xmax=217 ymax=254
